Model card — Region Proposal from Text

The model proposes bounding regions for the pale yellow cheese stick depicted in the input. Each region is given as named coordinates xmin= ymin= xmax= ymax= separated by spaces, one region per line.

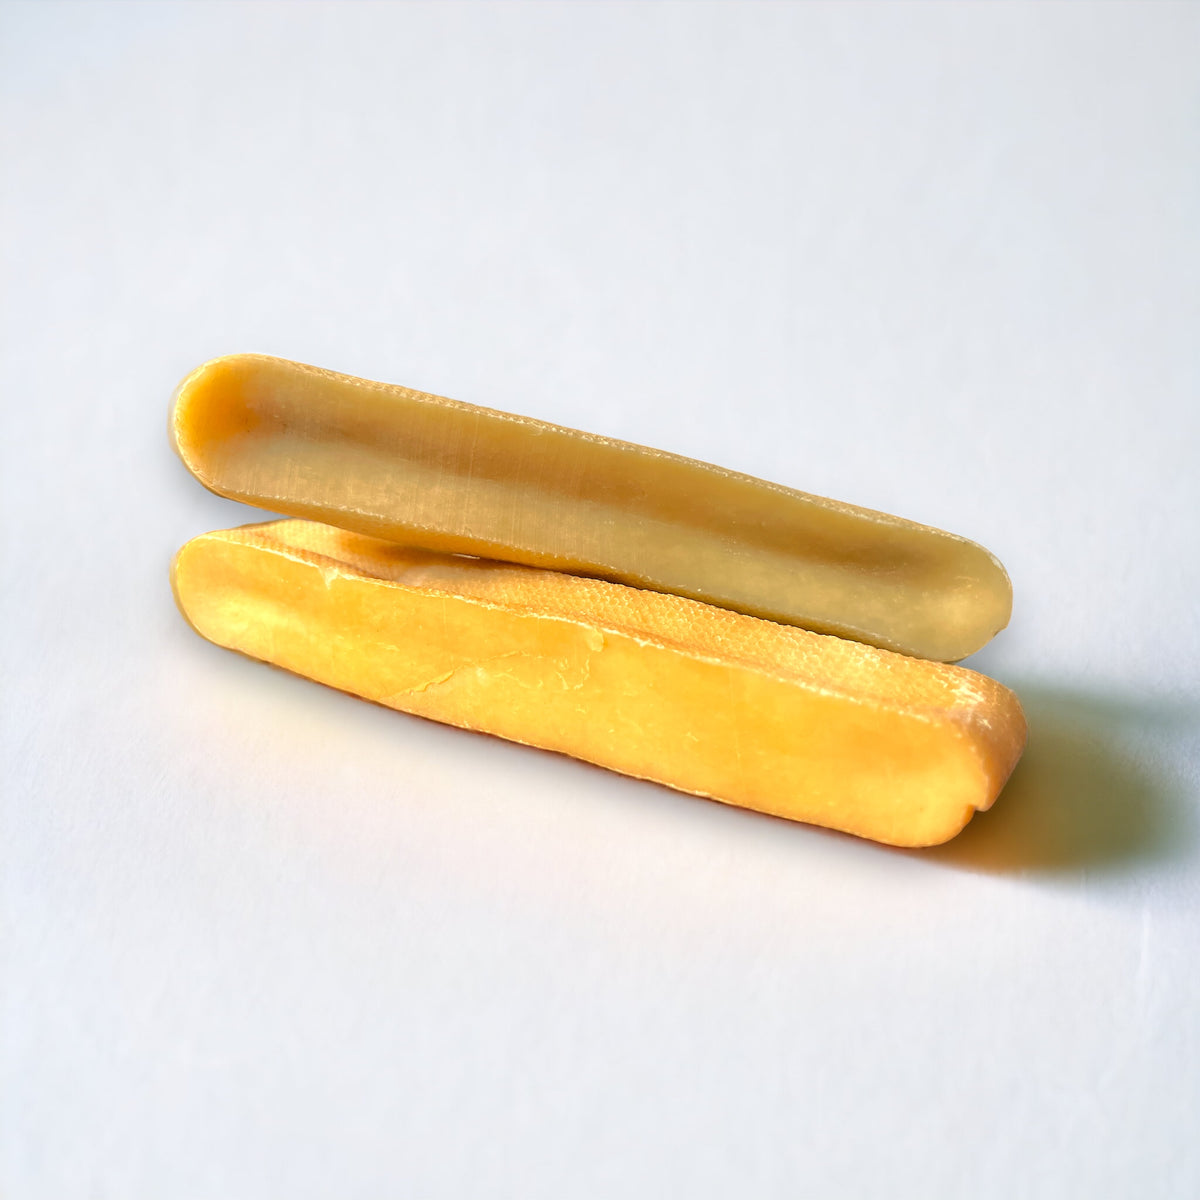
xmin=171 ymin=354 xmax=1012 ymax=662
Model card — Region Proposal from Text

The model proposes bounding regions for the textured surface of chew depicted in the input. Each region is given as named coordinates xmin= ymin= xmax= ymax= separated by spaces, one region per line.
xmin=171 ymin=354 xmax=1012 ymax=662
xmin=172 ymin=520 xmax=1027 ymax=847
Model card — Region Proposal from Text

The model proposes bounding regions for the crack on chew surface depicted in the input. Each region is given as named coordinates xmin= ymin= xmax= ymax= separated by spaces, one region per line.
xmin=379 ymin=647 xmax=597 ymax=704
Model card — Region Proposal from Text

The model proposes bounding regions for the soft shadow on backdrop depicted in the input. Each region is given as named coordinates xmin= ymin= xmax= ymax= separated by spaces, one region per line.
xmin=920 ymin=683 xmax=1198 ymax=878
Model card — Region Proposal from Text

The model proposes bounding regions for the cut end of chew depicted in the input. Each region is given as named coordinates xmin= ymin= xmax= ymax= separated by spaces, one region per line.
xmin=172 ymin=519 xmax=1027 ymax=849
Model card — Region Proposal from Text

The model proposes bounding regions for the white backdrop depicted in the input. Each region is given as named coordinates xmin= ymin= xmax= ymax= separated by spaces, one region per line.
xmin=3 ymin=3 xmax=1198 ymax=1196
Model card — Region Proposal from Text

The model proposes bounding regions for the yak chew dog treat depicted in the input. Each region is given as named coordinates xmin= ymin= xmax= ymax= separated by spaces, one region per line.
xmin=172 ymin=520 xmax=1027 ymax=848
xmin=171 ymin=354 xmax=1012 ymax=662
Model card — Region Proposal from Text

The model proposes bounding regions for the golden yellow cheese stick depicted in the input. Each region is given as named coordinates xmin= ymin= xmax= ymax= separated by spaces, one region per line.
xmin=171 ymin=354 xmax=1012 ymax=662
xmin=171 ymin=519 xmax=1027 ymax=847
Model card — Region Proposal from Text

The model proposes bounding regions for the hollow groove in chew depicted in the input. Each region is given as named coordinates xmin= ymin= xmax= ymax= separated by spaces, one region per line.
xmin=170 ymin=354 xmax=1013 ymax=662
xmin=171 ymin=519 xmax=1027 ymax=848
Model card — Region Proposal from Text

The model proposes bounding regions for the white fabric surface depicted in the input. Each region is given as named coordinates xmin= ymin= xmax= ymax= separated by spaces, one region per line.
xmin=3 ymin=3 xmax=1198 ymax=1196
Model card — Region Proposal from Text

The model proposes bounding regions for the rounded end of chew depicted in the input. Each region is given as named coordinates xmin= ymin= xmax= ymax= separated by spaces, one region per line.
xmin=965 ymin=544 xmax=1015 ymax=658
xmin=911 ymin=543 xmax=1014 ymax=663
xmin=169 ymin=535 xmax=209 ymax=642
xmin=168 ymin=353 xmax=280 ymax=495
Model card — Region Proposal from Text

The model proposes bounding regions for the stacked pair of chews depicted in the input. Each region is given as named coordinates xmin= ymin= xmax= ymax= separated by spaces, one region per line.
xmin=171 ymin=355 xmax=1025 ymax=848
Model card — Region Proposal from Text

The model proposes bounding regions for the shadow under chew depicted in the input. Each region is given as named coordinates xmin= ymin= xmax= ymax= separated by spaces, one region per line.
xmin=922 ymin=684 xmax=1197 ymax=877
